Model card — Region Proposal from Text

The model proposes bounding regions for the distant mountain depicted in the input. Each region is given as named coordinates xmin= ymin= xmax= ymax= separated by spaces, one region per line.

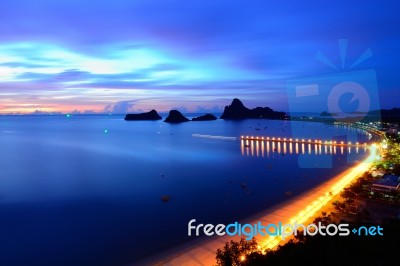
xmin=124 ymin=110 xmax=162 ymax=121
xmin=365 ymin=108 xmax=400 ymax=123
xmin=370 ymin=108 xmax=400 ymax=117
xmin=164 ymin=110 xmax=190 ymax=123
xmin=220 ymin=98 xmax=287 ymax=120
xmin=320 ymin=111 xmax=338 ymax=117
xmin=314 ymin=108 xmax=400 ymax=123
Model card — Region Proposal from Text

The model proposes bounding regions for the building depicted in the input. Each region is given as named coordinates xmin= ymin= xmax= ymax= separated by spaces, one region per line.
xmin=371 ymin=174 xmax=400 ymax=193
xmin=388 ymin=127 xmax=398 ymax=134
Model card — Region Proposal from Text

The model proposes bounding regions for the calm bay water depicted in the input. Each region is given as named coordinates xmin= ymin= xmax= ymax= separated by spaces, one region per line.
xmin=0 ymin=115 xmax=370 ymax=265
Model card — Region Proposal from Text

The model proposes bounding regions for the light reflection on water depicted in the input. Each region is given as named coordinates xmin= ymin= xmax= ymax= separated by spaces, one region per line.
xmin=241 ymin=139 xmax=367 ymax=157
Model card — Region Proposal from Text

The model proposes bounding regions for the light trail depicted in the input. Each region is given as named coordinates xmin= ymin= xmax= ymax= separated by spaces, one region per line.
xmin=258 ymin=145 xmax=377 ymax=250
xmin=149 ymin=145 xmax=378 ymax=266
xmin=192 ymin=134 xmax=237 ymax=140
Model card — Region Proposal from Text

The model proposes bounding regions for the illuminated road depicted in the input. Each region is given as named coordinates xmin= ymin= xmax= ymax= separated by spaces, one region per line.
xmin=147 ymin=146 xmax=377 ymax=266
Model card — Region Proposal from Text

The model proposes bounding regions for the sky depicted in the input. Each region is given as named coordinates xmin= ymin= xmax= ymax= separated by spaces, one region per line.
xmin=0 ymin=0 xmax=399 ymax=114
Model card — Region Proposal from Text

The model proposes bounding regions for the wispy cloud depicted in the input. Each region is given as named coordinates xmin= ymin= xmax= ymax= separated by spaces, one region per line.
xmin=0 ymin=0 xmax=399 ymax=113
xmin=104 ymin=100 xmax=138 ymax=114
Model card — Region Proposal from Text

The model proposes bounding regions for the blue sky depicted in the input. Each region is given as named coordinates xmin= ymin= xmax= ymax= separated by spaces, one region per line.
xmin=0 ymin=0 xmax=399 ymax=114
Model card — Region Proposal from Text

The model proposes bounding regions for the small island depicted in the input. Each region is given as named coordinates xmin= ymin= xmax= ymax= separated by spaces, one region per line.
xmin=192 ymin=113 xmax=217 ymax=121
xmin=164 ymin=110 xmax=189 ymax=123
xmin=124 ymin=110 xmax=162 ymax=121
xmin=220 ymin=98 xmax=287 ymax=120
xmin=124 ymin=98 xmax=288 ymax=123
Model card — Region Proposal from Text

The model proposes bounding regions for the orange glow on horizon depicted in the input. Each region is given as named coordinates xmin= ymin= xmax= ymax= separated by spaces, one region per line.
xmin=0 ymin=104 xmax=111 ymax=114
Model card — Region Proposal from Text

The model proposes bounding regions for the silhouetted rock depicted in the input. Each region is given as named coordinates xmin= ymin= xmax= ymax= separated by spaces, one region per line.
xmin=220 ymin=98 xmax=249 ymax=119
xmin=220 ymin=98 xmax=287 ymax=120
xmin=164 ymin=110 xmax=189 ymax=123
xmin=320 ymin=111 xmax=337 ymax=117
xmin=192 ymin=113 xmax=217 ymax=121
xmin=125 ymin=110 xmax=162 ymax=121
xmin=249 ymin=107 xmax=286 ymax=119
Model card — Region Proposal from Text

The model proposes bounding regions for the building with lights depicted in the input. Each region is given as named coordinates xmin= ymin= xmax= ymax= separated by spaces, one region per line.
xmin=388 ymin=127 xmax=398 ymax=135
xmin=371 ymin=174 xmax=400 ymax=193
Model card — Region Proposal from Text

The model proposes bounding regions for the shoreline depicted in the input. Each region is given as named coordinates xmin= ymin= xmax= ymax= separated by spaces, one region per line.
xmin=141 ymin=145 xmax=377 ymax=265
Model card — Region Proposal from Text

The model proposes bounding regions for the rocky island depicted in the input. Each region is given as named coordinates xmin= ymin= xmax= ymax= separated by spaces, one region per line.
xmin=164 ymin=110 xmax=190 ymax=123
xmin=124 ymin=110 xmax=162 ymax=121
xmin=192 ymin=113 xmax=217 ymax=121
xmin=124 ymin=98 xmax=288 ymax=122
xmin=220 ymin=98 xmax=287 ymax=120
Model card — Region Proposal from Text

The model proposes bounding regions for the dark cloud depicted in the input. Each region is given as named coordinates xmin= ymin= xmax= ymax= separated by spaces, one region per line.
xmin=0 ymin=81 xmax=62 ymax=92
xmin=13 ymin=63 xmax=186 ymax=86
xmin=54 ymin=69 xmax=91 ymax=82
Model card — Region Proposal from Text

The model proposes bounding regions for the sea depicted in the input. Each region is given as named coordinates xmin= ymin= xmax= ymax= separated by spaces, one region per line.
xmin=0 ymin=115 xmax=371 ymax=266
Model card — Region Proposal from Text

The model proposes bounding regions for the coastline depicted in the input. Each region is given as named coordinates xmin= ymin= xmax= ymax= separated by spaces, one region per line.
xmin=140 ymin=145 xmax=377 ymax=266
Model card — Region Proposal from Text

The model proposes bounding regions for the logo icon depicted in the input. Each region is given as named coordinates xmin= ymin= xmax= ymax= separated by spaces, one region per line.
xmin=286 ymin=39 xmax=381 ymax=168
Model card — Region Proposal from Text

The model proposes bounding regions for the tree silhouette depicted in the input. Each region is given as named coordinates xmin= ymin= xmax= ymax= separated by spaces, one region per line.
xmin=216 ymin=237 xmax=258 ymax=266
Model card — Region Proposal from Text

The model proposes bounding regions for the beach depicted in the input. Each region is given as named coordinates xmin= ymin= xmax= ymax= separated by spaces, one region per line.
xmin=147 ymin=145 xmax=377 ymax=266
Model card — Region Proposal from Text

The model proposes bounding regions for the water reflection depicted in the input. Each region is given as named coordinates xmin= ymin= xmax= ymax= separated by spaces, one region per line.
xmin=240 ymin=139 xmax=368 ymax=157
